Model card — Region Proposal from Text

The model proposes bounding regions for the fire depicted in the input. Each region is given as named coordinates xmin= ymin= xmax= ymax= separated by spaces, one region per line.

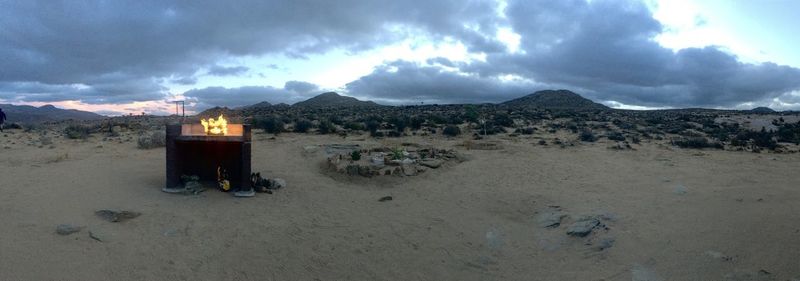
xmin=201 ymin=114 xmax=228 ymax=135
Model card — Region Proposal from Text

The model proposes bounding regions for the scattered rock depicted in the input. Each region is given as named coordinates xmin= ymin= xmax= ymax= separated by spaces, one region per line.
xmin=401 ymin=165 xmax=417 ymax=176
xmin=705 ymin=250 xmax=733 ymax=261
xmin=419 ymin=159 xmax=444 ymax=169
xmin=535 ymin=211 xmax=567 ymax=228
xmin=95 ymin=210 xmax=141 ymax=222
xmin=56 ymin=224 xmax=82 ymax=235
xmin=593 ymin=237 xmax=615 ymax=251
xmin=269 ymin=178 xmax=286 ymax=189
xmin=378 ymin=196 xmax=393 ymax=202
xmin=566 ymin=218 xmax=600 ymax=237
xmin=673 ymin=184 xmax=688 ymax=195
xmin=88 ymin=230 xmax=105 ymax=242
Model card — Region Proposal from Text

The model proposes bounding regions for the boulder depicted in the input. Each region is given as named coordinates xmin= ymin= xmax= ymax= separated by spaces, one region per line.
xmin=56 ymin=224 xmax=82 ymax=235
xmin=420 ymin=159 xmax=444 ymax=169
xmin=566 ymin=218 xmax=600 ymax=237
xmin=535 ymin=211 xmax=567 ymax=228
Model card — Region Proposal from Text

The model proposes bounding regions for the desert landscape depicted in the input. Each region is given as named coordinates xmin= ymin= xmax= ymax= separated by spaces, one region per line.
xmin=2 ymin=90 xmax=800 ymax=281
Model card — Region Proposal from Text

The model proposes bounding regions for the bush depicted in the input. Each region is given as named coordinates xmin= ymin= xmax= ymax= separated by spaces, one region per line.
xmin=606 ymin=131 xmax=625 ymax=141
xmin=318 ymin=119 xmax=336 ymax=134
xmin=672 ymin=137 xmax=723 ymax=149
xmin=344 ymin=122 xmax=365 ymax=131
xmin=137 ymin=131 xmax=166 ymax=149
xmin=366 ymin=120 xmax=380 ymax=136
xmin=493 ymin=113 xmax=514 ymax=127
xmin=252 ymin=116 xmax=284 ymax=134
xmin=64 ymin=124 xmax=91 ymax=139
xmin=579 ymin=129 xmax=597 ymax=142
xmin=350 ymin=150 xmax=361 ymax=161
xmin=443 ymin=125 xmax=461 ymax=137
xmin=515 ymin=127 xmax=536 ymax=135
xmin=294 ymin=119 xmax=313 ymax=133
xmin=410 ymin=116 xmax=425 ymax=130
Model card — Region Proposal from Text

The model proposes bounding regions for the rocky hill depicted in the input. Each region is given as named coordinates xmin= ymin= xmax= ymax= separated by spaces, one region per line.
xmin=501 ymin=90 xmax=608 ymax=110
xmin=0 ymin=104 xmax=105 ymax=123
xmin=750 ymin=107 xmax=776 ymax=113
xmin=292 ymin=92 xmax=379 ymax=108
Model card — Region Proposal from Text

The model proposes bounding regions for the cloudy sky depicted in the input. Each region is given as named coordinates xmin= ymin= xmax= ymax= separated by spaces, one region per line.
xmin=1 ymin=0 xmax=799 ymax=115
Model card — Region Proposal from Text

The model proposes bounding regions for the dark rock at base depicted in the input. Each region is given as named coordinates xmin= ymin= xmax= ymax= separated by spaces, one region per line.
xmin=56 ymin=224 xmax=82 ymax=235
xmin=379 ymin=196 xmax=393 ymax=202
xmin=95 ymin=210 xmax=141 ymax=222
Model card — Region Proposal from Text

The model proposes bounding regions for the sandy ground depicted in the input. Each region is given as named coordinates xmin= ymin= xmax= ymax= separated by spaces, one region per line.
xmin=1 ymin=128 xmax=799 ymax=281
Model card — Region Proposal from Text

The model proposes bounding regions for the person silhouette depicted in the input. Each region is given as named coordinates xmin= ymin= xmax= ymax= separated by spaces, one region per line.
xmin=0 ymin=108 xmax=6 ymax=132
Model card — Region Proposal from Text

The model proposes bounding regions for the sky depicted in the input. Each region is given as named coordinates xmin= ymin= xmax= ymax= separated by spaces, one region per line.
xmin=1 ymin=0 xmax=799 ymax=115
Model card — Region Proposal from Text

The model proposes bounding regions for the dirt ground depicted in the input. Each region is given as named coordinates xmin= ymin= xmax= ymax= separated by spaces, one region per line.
xmin=1 ymin=129 xmax=798 ymax=281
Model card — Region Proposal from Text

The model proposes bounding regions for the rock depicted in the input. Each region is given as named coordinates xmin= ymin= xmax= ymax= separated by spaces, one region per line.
xmin=269 ymin=178 xmax=286 ymax=189
xmin=705 ymin=250 xmax=732 ymax=261
xmin=419 ymin=159 xmax=444 ymax=169
xmin=400 ymin=158 xmax=414 ymax=165
xmin=401 ymin=165 xmax=417 ymax=176
xmin=673 ymin=184 xmax=688 ymax=195
xmin=378 ymin=196 xmax=392 ymax=202
xmin=56 ymin=224 xmax=82 ymax=235
xmin=303 ymin=145 xmax=319 ymax=154
xmin=594 ymin=237 xmax=615 ymax=251
xmin=88 ymin=230 xmax=105 ymax=242
xmin=95 ymin=210 xmax=141 ymax=222
xmin=566 ymin=218 xmax=600 ymax=237
xmin=535 ymin=211 xmax=567 ymax=228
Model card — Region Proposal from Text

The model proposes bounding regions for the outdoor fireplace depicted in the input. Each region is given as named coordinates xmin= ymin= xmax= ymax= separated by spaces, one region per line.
xmin=166 ymin=117 xmax=251 ymax=191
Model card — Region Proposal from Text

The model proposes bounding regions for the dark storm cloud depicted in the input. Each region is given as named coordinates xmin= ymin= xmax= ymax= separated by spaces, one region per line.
xmin=207 ymin=65 xmax=250 ymax=76
xmin=346 ymin=61 xmax=546 ymax=105
xmin=0 ymin=0 xmax=504 ymax=104
xmin=474 ymin=0 xmax=800 ymax=108
xmin=183 ymin=81 xmax=321 ymax=109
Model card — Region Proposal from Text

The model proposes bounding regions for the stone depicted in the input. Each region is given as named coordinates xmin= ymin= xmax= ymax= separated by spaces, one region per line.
xmin=269 ymin=178 xmax=287 ymax=189
xmin=56 ymin=224 xmax=82 ymax=235
xmin=535 ymin=211 xmax=567 ymax=228
xmin=419 ymin=159 xmax=444 ymax=169
xmin=88 ymin=230 xmax=105 ymax=242
xmin=673 ymin=184 xmax=688 ymax=195
xmin=95 ymin=210 xmax=141 ymax=223
xmin=566 ymin=218 xmax=600 ymax=237
xmin=401 ymin=165 xmax=417 ymax=176
xmin=594 ymin=237 xmax=615 ymax=251
xmin=378 ymin=196 xmax=392 ymax=202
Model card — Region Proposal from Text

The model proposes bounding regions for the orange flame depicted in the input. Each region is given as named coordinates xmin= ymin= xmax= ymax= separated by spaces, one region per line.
xmin=201 ymin=114 xmax=228 ymax=135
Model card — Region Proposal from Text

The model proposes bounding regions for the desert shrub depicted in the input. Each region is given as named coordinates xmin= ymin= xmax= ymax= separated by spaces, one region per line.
xmin=410 ymin=116 xmax=425 ymax=130
xmin=252 ymin=116 xmax=284 ymax=134
xmin=389 ymin=116 xmax=408 ymax=132
xmin=64 ymin=124 xmax=91 ymax=139
xmin=350 ymin=150 xmax=361 ymax=161
xmin=493 ymin=113 xmax=514 ymax=127
xmin=344 ymin=122 xmax=365 ymax=131
xmin=606 ymin=131 xmax=626 ymax=141
xmin=318 ymin=119 xmax=336 ymax=134
xmin=390 ymin=147 xmax=404 ymax=160
xmin=5 ymin=122 xmax=23 ymax=130
xmin=579 ymin=129 xmax=597 ymax=142
xmin=137 ymin=131 xmax=166 ymax=149
xmin=294 ymin=119 xmax=313 ymax=133
xmin=443 ymin=125 xmax=461 ymax=137
xmin=672 ymin=137 xmax=723 ymax=149
xmin=463 ymin=105 xmax=480 ymax=123
xmin=515 ymin=127 xmax=536 ymax=135
xmin=428 ymin=114 xmax=447 ymax=125
xmin=366 ymin=120 xmax=380 ymax=136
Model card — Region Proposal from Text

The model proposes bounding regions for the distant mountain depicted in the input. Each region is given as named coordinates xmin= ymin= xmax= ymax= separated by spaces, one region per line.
xmin=0 ymin=104 xmax=105 ymax=123
xmin=293 ymin=92 xmax=379 ymax=108
xmin=750 ymin=106 xmax=776 ymax=113
xmin=196 ymin=106 xmax=239 ymax=119
xmin=239 ymin=101 xmax=272 ymax=110
xmin=501 ymin=89 xmax=609 ymax=110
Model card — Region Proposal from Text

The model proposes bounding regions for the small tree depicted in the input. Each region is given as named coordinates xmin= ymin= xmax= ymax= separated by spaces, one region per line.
xmin=443 ymin=125 xmax=461 ymax=137
xmin=294 ymin=119 xmax=313 ymax=133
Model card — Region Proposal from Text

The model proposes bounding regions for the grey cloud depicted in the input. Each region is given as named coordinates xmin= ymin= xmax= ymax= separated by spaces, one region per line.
xmin=183 ymin=80 xmax=321 ymax=110
xmin=284 ymin=81 xmax=319 ymax=94
xmin=0 ymin=0 xmax=505 ymax=104
xmin=346 ymin=61 xmax=547 ymax=105
xmin=207 ymin=65 xmax=249 ymax=76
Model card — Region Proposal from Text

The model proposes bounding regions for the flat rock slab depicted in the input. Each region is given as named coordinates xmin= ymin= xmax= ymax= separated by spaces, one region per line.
xmin=566 ymin=218 xmax=600 ymax=237
xmin=419 ymin=159 xmax=444 ymax=169
xmin=535 ymin=211 xmax=567 ymax=228
xmin=95 ymin=210 xmax=141 ymax=223
xmin=56 ymin=224 xmax=82 ymax=235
